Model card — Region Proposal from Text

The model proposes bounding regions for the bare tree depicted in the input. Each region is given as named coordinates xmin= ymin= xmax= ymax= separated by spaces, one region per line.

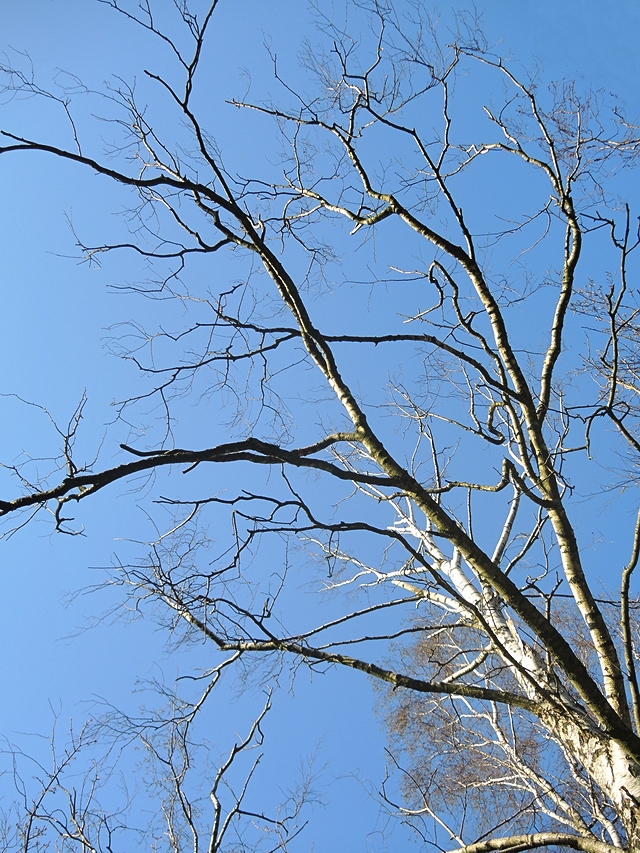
xmin=0 ymin=685 xmax=309 ymax=853
xmin=1 ymin=1 xmax=640 ymax=851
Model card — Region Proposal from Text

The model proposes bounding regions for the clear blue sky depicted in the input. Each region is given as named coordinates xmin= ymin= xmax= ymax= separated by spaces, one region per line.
xmin=0 ymin=1 xmax=638 ymax=850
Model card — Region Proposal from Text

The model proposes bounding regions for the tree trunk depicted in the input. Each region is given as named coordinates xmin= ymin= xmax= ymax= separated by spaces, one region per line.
xmin=541 ymin=707 xmax=640 ymax=848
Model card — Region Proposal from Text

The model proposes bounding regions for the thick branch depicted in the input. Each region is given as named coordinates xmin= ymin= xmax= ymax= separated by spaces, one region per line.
xmin=0 ymin=436 xmax=394 ymax=516
xmin=449 ymin=832 xmax=619 ymax=853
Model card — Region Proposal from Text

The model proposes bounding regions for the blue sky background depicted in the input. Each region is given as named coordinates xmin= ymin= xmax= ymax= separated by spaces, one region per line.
xmin=0 ymin=1 xmax=639 ymax=850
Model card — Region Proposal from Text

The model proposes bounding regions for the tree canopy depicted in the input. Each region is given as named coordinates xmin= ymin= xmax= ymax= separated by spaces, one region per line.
xmin=1 ymin=1 xmax=640 ymax=851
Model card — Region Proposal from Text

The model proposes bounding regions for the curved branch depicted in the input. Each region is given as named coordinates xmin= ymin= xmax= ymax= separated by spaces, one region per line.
xmin=0 ymin=435 xmax=395 ymax=517
xmin=449 ymin=831 xmax=619 ymax=853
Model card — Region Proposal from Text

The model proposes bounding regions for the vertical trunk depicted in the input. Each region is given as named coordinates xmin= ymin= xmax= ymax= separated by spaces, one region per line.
xmin=541 ymin=706 xmax=640 ymax=849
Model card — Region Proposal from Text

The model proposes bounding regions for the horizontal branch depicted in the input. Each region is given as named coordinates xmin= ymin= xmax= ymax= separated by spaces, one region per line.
xmin=323 ymin=333 xmax=521 ymax=400
xmin=270 ymin=640 xmax=540 ymax=712
xmin=167 ymin=597 xmax=540 ymax=713
xmin=190 ymin=314 xmax=520 ymax=401
xmin=0 ymin=132 xmax=237 ymax=214
xmin=0 ymin=436 xmax=394 ymax=516
xmin=449 ymin=832 xmax=619 ymax=853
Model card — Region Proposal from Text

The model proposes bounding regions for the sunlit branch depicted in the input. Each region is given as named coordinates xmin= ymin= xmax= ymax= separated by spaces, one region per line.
xmin=448 ymin=831 xmax=619 ymax=853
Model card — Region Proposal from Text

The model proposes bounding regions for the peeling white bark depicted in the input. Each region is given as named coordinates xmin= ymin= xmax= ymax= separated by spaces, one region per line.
xmin=388 ymin=499 xmax=640 ymax=846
